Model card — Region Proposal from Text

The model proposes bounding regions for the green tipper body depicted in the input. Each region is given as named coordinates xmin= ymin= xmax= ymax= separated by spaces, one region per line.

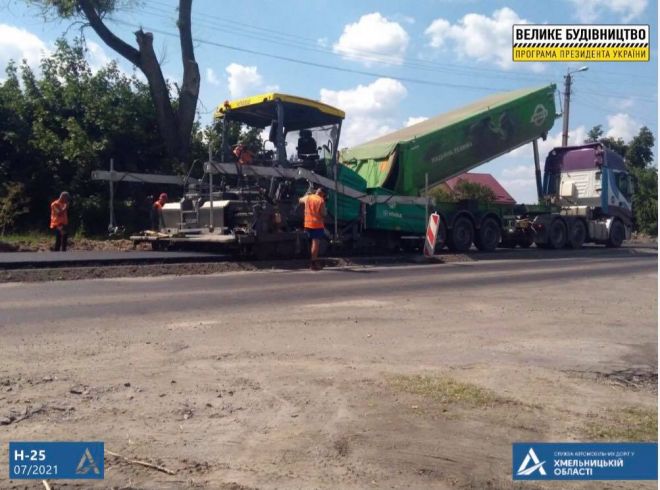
xmin=341 ymin=85 xmax=557 ymax=196
xmin=325 ymin=162 xmax=367 ymax=222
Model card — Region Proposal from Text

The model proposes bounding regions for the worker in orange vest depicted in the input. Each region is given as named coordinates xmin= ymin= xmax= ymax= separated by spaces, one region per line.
xmin=50 ymin=191 xmax=70 ymax=252
xmin=151 ymin=193 xmax=168 ymax=231
xmin=299 ymin=187 xmax=327 ymax=270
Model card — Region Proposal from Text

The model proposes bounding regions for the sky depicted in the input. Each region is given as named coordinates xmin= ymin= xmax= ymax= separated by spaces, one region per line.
xmin=0 ymin=0 xmax=657 ymax=203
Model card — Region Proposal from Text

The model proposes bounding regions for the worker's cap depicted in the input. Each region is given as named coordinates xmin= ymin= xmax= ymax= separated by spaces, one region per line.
xmin=59 ymin=191 xmax=70 ymax=200
xmin=316 ymin=187 xmax=327 ymax=196
xmin=159 ymin=193 xmax=168 ymax=201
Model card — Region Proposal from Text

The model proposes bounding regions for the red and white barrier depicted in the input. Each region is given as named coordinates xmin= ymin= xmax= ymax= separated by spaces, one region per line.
xmin=423 ymin=213 xmax=440 ymax=257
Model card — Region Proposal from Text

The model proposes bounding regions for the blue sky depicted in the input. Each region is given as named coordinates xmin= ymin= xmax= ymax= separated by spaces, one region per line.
xmin=1 ymin=0 xmax=657 ymax=202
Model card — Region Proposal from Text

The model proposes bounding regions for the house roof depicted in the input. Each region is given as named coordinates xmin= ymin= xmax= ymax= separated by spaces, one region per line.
xmin=444 ymin=172 xmax=516 ymax=205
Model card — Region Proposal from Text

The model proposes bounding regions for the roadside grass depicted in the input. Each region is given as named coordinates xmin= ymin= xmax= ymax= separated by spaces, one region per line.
xmin=584 ymin=407 xmax=658 ymax=441
xmin=387 ymin=373 xmax=505 ymax=408
xmin=0 ymin=231 xmax=51 ymax=245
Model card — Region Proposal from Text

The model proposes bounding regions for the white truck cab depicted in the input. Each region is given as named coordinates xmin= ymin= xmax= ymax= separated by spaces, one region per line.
xmin=543 ymin=143 xmax=632 ymax=246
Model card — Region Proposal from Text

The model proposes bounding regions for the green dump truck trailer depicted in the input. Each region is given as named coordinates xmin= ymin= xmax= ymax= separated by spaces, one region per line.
xmin=339 ymin=85 xmax=558 ymax=250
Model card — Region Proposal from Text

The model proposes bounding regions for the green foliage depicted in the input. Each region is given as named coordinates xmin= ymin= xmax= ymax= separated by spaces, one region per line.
xmin=26 ymin=0 xmax=131 ymax=19
xmin=0 ymin=182 xmax=30 ymax=235
xmin=630 ymin=167 xmax=658 ymax=236
xmin=626 ymin=127 xmax=654 ymax=170
xmin=0 ymin=38 xmax=178 ymax=234
xmin=586 ymin=125 xmax=657 ymax=236
xmin=205 ymin=120 xmax=264 ymax=160
xmin=430 ymin=180 xmax=497 ymax=204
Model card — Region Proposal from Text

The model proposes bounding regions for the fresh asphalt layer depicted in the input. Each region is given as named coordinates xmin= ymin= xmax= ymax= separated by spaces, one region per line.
xmin=0 ymin=247 xmax=655 ymax=327
xmin=0 ymin=242 xmax=654 ymax=269
xmin=0 ymin=250 xmax=229 ymax=269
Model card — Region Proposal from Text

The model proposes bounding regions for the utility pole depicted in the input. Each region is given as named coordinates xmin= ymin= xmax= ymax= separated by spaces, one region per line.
xmin=562 ymin=66 xmax=588 ymax=147
xmin=108 ymin=158 xmax=115 ymax=232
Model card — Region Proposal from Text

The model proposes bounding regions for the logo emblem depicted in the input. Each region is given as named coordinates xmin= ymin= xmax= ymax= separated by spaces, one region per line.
xmin=531 ymin=105 xmax=548 ymax=127
xmin=517 ymin=447 xmax=547 ymax=476
xmin=75 ymin=448 xmax=100 ymax=475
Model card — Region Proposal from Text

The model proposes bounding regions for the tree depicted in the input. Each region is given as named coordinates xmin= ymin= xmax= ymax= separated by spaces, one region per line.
xmin=0 ymin=39 xmax=175 ymax=233
xmin=626 ymin=126 xmax=654 ymax=170
xmin=430 ymin=180 xmax=497 ymax=204
xmin=26 ymin=0 xmax=200 ymax=164
xmin=585 ymin=125 xmax=657 ymax=236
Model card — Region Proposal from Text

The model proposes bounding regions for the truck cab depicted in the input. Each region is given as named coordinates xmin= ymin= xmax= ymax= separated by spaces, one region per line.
xmin=542 ymin=143 xmax=633 ymax=245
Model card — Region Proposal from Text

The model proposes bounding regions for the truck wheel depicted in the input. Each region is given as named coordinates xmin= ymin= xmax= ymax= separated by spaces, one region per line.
xmin=447 ymin=216 xmax=474 ymax=252
xmin=607 ymin=220 xmax=625 ymax=248
xmin=475 ymin=218 xmax=500 ymax=252
xmin=567 ymin=220 xmax=586 ymax=249
xmin=548 ymin=219 xmax=567 ymax=249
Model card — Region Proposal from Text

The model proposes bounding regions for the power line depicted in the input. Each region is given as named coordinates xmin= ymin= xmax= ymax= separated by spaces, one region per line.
xmin=138 ymin=1 xmax=552 ymax=84
xmin=111 ymin=19 xmax=528 ymax=93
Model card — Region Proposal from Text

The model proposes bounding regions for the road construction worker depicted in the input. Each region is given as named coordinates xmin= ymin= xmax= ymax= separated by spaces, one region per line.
xmin=50 ymin=191 xmax=70 ymax=251
xmin=151 ymin=192 xmax=168 ymax=231
xmin=233 ymin=143 xmax=254 ymax=165
xmin=299 ymin=187 xmax=327 ymax=270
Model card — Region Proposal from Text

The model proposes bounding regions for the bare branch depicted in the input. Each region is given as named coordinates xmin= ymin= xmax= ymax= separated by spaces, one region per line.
xmin=79 ymin=0 xmax=141 ymax=66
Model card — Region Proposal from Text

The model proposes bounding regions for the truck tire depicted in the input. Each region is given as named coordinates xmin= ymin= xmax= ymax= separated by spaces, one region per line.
xmin=447 ymin=216 xmax=474 ymax=252
xmin=567 ymin=219 xmax=586 ymax=249
xmin=607 ymin=219 xmax=625 ymax=248
xmin=475 ymin=217 xmax=500 ymax=252
xmin=548 ymin=218 xmax=567 ymax=249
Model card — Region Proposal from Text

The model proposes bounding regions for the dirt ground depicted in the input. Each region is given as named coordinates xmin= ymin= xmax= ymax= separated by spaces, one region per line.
xmin=0 ymin=251 xmax=657 ymax=489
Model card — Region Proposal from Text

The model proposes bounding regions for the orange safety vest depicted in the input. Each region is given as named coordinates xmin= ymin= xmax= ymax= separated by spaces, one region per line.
xmin=303 ymin=194 xmax=325 ymax=229
xmin=50 ymin=199 xmax=68 ymax=229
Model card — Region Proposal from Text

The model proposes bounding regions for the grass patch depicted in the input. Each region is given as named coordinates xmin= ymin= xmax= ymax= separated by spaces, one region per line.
xmin=388 ymin=374 xmax=502 ymax=408
xmin=0 ymin=231 xmax=51 ymax=245
xmin=584 ymin=407 xmax=658 ymax=441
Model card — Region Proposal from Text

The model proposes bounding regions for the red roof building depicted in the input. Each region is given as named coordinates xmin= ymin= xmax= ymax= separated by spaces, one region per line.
xmin=441 ymin=173 xmax=516 ymax=205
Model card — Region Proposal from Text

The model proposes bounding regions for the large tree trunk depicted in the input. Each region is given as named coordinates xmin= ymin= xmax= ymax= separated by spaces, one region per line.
xmin=134 ymin=29 xmax=181 ymax=160
xmin=176 ymin=0 xmax=200 ymax=163
xmin=78 ymin=0 xmax=198 ymax=164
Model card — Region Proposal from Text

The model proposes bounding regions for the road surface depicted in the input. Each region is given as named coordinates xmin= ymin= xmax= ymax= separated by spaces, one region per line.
xmin=0 ymin=248 xmax=657 ymax=489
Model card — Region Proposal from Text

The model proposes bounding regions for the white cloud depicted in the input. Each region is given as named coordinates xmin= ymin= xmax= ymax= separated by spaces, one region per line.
xmin=320 ymin=78 xmax=407 ymax=147
xmin=86 ymin=41 xmax=112 ymax=72
xmin=405 ymin=116 xmax=428 ymax=127
xmin=424 ymin=8 xmax=543 ymax=71
xmin=206 ymin=67 xmax=220 ymax=86
xmin=605 ymin=113 xmax=641 ymax=141
xmin=225 ymin=63 xmax=265 ymax=98
xmin=567 ymin=0 xmax=648 ymax=22
xmin=0 ymin=23 xmax=49 ymax=72
xmin=333 ymin=13 xmax=410 ymax=66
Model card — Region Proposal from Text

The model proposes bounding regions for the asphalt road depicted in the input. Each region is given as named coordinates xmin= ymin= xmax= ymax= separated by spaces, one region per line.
xmin=0 ymin=250 xmax=228 ymax=269
xmin=0 ymin=247 xmax=656 ymax=327
xmin=0 ymin=247 xmax=657 ymax=489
